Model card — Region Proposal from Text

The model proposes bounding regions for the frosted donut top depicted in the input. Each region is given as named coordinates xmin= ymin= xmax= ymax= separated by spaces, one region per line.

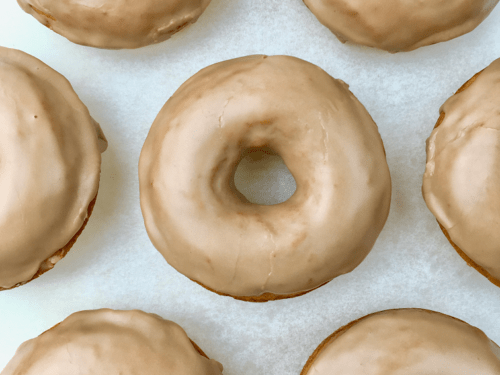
xmin=0 ymin=47 xmax=106 ymax=289
xmin=423 ymin=58 xmax=500 ymax=282
xmin=303 ymin=0 xmax=499 ymax=52
xmin=1 ymin=309 xmax=224 ymax=375
xmin=304 ymin=309 xmax=500 ymax=375
xmin=17 ymin=0 xmax=212 ymax=49
xmin=139 ymin=55 xmax=391 ymax=297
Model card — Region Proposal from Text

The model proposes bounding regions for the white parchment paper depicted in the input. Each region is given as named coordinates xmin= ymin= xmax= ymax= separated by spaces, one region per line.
xmin=1 ymin=1 xmax=500 ymax=374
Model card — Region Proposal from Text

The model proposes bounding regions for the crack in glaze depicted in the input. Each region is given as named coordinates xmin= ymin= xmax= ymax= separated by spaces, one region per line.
xmin=261 ymin=226 xmax=276 ymax=292
xmin=218 ymin=97 xmax=233 ymax=130
xmin=318 ymin=113 xmax=329 ymax=163
xmin=229 ymin=232 xmax=242 ymax=286
xmin=139 ymin=54 xmax=391 ymax=299
xmin=427 ymin=120 xmax=499 ymax=166
xmin=65 ymin=344 xmax=74 ymax=366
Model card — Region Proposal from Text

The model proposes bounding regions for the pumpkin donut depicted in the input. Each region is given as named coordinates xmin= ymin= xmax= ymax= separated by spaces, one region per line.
xmin=301 ymin=309 xmax=500 ymax=375
xmin=423 ymin=58 xmax=500 ymax=287
xmin=17 ymin=0 xmax=212 ymax=49
xmin=0 ymin=47 xmax=107 ymax=291
xmin=303 ymin=0 xmax=499 ymax=52
xmin=139 ymin=55 xmax=391 ymax=301
xmin=1 ymin=309 xmax=224 ymax=375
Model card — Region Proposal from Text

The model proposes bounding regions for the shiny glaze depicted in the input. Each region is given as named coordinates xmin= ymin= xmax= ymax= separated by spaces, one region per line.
xmin=303 ymin=0 xmax=499 ymax=52
xmin=0 ymin=47 xmax=106 ymax=289
xmin=303 ymin=309 xmax=500 ymax=375
xmin=17 ymin=0 xmax=212 ymax=49
xmin=139 ymin=55 xmax=391 ymax=298
xmin=1 ymin=309 xmax=223 ymax=375
xmin=423 ymin=58 xmax=500 ymax=282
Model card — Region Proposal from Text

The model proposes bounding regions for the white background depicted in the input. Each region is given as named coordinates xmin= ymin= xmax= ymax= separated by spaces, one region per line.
xmin=1 ymin=1 xmax=500 ymax=374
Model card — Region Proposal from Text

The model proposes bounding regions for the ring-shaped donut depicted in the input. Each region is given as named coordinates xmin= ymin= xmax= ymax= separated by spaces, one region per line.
xmin=139 ymin=55 xmax=391 ymax=301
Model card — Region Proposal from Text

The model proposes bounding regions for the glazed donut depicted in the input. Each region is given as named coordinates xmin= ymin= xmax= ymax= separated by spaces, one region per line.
xmin=0 ymin=47 xmax=107 ymax=290
xmin=139 ymin=55 xmax=391 ymax=301
xmin=17 ymin=0 xmax=212 ymax=49
xmin=423 ymin=58 xmax=500 ymax=288
xmin=1 ymin=309 xmax=224 ymax=375
xmin=303 ymin=0 xmax=499 ymax=52
xmin=301 ymin=309 xmax=500 ymax=375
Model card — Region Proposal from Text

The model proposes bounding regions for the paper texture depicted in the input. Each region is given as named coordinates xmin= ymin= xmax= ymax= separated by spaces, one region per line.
xmin=1 ymin=1 xmax=499 ymax=374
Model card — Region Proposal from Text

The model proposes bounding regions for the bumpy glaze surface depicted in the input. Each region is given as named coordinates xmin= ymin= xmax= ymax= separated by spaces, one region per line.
xmin=1 ymin=309 xmax=224 ymax=375
xmin=303 ymin=0 xmax=499 ymax=52
xmin=302 ymin=309 xmax=500 ymax=375
xmin=423 ymin=58 xmax=500 ymax=284
xmin=0 ymin=47 xmax=107 ymax=289
xmin=17 ymin=0 xmax=212 ymax=49
xmin=139 ymin=55 xmax=391 ymax=298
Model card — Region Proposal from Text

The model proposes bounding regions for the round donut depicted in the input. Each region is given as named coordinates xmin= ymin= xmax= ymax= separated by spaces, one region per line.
xmin=1 ymin=309 xmax=224 ymax=375
xmin=17 ymin=0 xmax=212 ymax=49
xmin=139 ymin=55 xmax=391 ymax=301
xmin=423 ymin=58 xmax=500 ymax=288
xmin=0 ymin=47 xmax=107 ymax=291
xmin=301 ymin=309 xmax=500 ymax=375
xmin=303 ymin=0 xmax=499 ymax=52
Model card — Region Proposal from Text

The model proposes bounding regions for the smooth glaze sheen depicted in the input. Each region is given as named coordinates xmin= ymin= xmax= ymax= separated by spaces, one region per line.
xmin=423 ymin=58 xmax=500 ymax=282
xmin=17 ymin=0 xmax=212 ymax=49
xmin=1 ymin=309 xmax=224 ymax=375
xmin=303 ymin=309 xmax=500 ymax=375
xmin=139 ymin=55 xmax=391 ymax=298
xmin=303 ymin=0 xmax=499 ymax=52
xmin=0 ymin=47 xmax=107 ymax=289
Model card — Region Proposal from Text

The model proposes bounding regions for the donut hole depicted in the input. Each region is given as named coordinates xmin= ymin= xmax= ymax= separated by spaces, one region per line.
xmin=233 ymin=146 xmax=296 ymax=206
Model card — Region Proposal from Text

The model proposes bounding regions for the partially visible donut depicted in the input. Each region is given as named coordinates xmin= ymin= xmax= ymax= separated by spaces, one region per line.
xmin=1 ymin=309 xmax=224 ymax=375
xmin=301 ymin=309 xmax=500 ymax=375
xmin=17 ymin=0 xmax=212 ymax=49
xmin=303 ymin=0 xmax=499 ymax=52
xmin=0 ymin=47 xmax=107 ymax=290
xmin=423 ymin=58 xmax=500 ymax=287
xmin=139 ymin=55 xmax=391 ymax=301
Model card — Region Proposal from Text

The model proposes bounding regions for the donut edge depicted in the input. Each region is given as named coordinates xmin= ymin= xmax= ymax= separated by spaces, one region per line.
xmin=191 ymin=278 xmax=330 ymax=303
xmin=189 ymin=339 xmax=210 ymax=359
xmin=299 ymin=308 xmax=499 ymax=375
xmin=431 ymin=69 xmax=500 ymax=288
xmin=437 ymin=221 xmax=500 ymax=288
xmin=0 ymin=193 xmax=98 ymax=292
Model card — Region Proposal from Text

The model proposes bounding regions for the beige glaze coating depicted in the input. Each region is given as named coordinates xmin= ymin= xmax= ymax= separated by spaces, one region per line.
xmin=1 ymin=309 xmax=224 ymax=375
xmin=302 ymin=309 xmax=500 ymax=375
xmin=17 ymin=0 xmax=212 ymax=49
xmin=423 ymin=58 xmax=500 ymax=283
xmin=303 ymin=0 xmax=499 ymax=52
xmin=139 ymin=55 xmax=391 ymax=298
xmin=0 ymin=47 xmax=107 ymax=289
